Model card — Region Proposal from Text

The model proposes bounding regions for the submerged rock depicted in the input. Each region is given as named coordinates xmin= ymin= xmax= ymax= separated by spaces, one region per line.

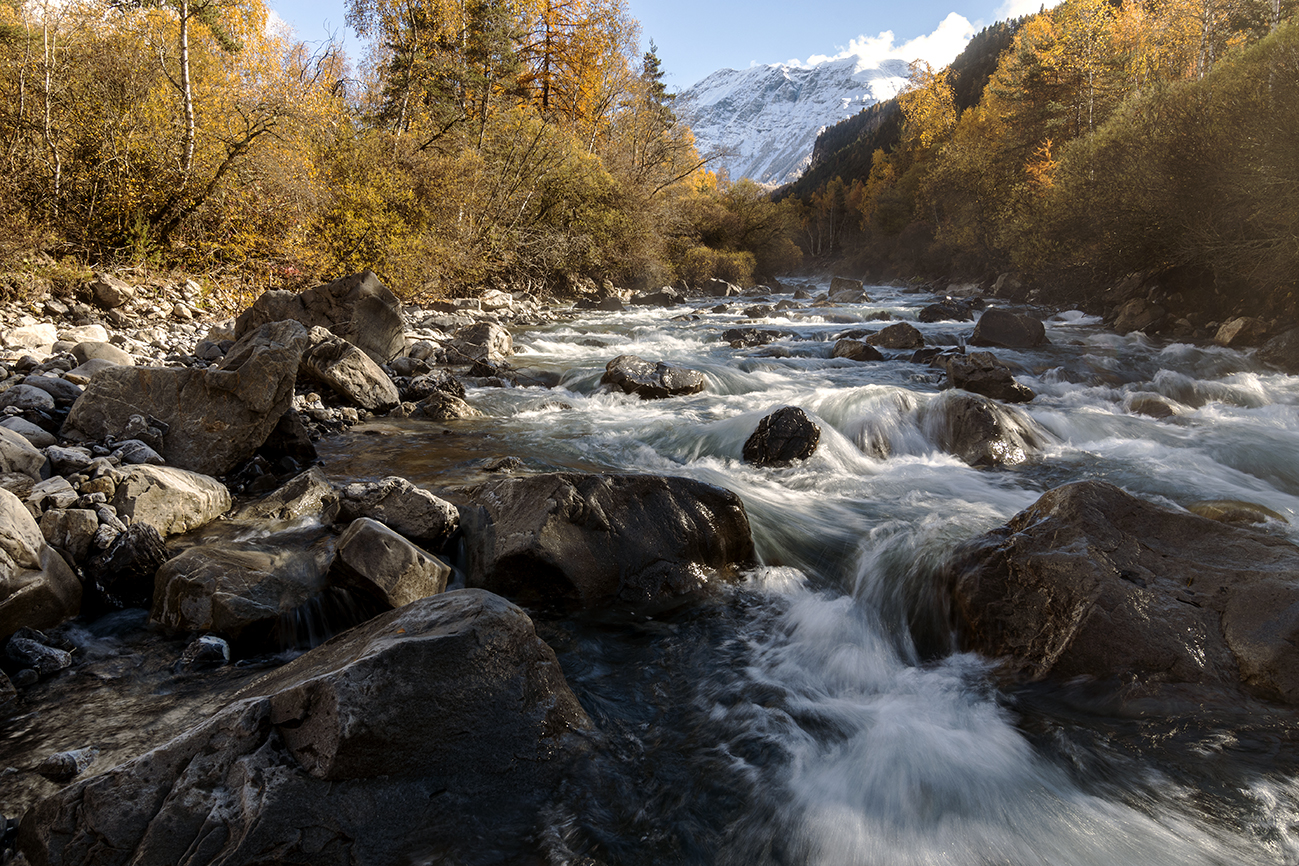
xmin=601 ymin=354 xmax=705 ymax=399
xmin=19 ymin=591 xmax=593 ymax=866
xmin=461 ymin=473 xmax=756 ymax=610
xmin=919 ymin=391 xmax=1046 ymax=467
xmin=743 ymin=406 xmax=821 ymax=468
xmin=945 ymin=351 xmax=1035 ymax=403
xmin=947 ymin=481 xmax=1299 ymax=705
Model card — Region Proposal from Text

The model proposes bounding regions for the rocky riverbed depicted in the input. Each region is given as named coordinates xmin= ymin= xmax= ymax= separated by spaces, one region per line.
xmin=2 ymin=270 xmax=1299 ymax=865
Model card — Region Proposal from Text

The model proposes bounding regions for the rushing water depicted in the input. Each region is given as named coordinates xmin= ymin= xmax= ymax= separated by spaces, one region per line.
xmin=313 ymin=281 xmax=1299 ymax=865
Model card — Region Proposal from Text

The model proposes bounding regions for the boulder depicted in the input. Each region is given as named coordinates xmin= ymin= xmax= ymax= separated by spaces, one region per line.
xmin=151 ymin=539 xmax=329 ymax=642
xmin=832 ymin=339 xmax=883 ymax=362
xmin=945 ymin=351 xmax=1035 ymax=403
xmin=64 ymin=359 xmax=122 ymax=386
xmin=630 ymin=287 xmax=683 ymax=307
xmin=337 ymin=475 xmax=459 ymax=549
xmin=1111 ymin=298 xmax=1166 ymax=335
xmin=0 ymin=426 xmax=47 ymax=480
xmin=328 ymin=518 xmax=450 ymax=608
xmin=411 ymin=391 xmax=478 ymax=420
xmin=450 ymin=322 xmax=513 ymax=364
xmin=300 ymin=328 xmax=400 ymax=412
xmin=829 ymin=276 xmax=864 ymax=296
xmin=601 ymin=354 xmax=705 ymax=399
xmin=723 ymin=328 xmax=785 ymax=348
xmin=405 ymin=370 xmax=466 ymax=402
xmin=27 ymin=476 xmax=78 ymax=511
xmin=970 ymin=309 xmax=1048 ymax=348
xmin=233 ymin=465 xmax=340 ymax=524
xmin=702 ymin=278 xmax=741 ymax=297
xmin=88 ymin=273 xmax=134 ymax=309
xmin=84 ymin=524 xmax=171 ymax=610
xmin=1 ymin=417 xmax=56 ymax=448
xmin=112 ymin=465 xmax=231 ymax=537
xmin=479 ymin=289 xmax=514 ymax=311
xmin=460 ymin=473 xmax=756 ymax=610
xmin=743 ymin=406 xmax=821 ymax=468
xmin=39 ymin=508 xmax=100 ymax=563
xmin=865 ymin=321 xmax=924 ymax=350
xmin=71 ymin=341 xmax=134 ymax=367
xmin=3 ymin=323 xmax=58 ymax=352
xmin=0 ymin=384 xmax=56 ymax=413
xmin=19 ymin=591 xmax=593 ymax=866
xmin=919 ymin=390 xmax=1046 ymax=467
xmin=63 ymin=320 xmax=309 ymax=476
xmin=918 ymin=299 xmax=974 ymax=323
xmin=36 ymin=748 xmax=99 ymax=784
xmin=234 ymin=270 xmax=406 ymax=364
xmin=59 ymin=325 xmax=109 ymax=344
xmin=947 ymin=481 xmax=1299 ymax=705
xmin=0 ymin=489 xmax=81 ymax=639
xmin=21 ymin=376 xmax=84 ymax=406
xmin=1214 ymin=316 xmax=1270 ymax=348
xmin=1257 ymin=327 xmax=1299 ymax=374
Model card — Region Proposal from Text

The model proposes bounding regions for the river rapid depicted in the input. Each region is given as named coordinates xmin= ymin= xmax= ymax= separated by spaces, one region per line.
xmin=311 ymin=281 xmax=1299 ymax=865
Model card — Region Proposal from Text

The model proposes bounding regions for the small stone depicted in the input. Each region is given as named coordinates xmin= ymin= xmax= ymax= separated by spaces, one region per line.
xmin=36 ymin=747 xmax=99 ymax=783
xmin=113 ymin=440 xmax=165 ymax=465
xmin=6 ymin=637 xmax=73 ymax=676
xmin=173 ymin=634 xmax=231 ymax=673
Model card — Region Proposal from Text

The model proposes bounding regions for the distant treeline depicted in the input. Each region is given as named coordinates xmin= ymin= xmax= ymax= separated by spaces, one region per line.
xmin=781 ymin=0 xmax=1299 ymax=323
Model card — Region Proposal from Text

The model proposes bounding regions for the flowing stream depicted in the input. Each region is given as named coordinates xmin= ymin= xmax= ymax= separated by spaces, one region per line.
xmin=310 ymin=280 xmax=1299 ymax=865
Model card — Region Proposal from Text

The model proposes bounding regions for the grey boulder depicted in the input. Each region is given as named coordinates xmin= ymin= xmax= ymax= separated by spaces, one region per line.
xmin=601 ymin=354 xmax=705 ymax=399
xmin=112 ymin=465 xmax=231 ymax=537
xmin=0 ymin=489 xmax=81 ymax=638
xmin=338 ymin=475 xmax=459 ymax=550
xmin=328 ymin=518 xmax=449 ymax=608
xmin=300 ymin=327 xmax=400 ymax=412
xmin=970 ymin=308 xmax=1048 ymax=348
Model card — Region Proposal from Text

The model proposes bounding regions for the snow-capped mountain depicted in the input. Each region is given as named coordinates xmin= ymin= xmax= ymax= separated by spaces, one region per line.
xmin=677 ymin=55 xmax=910 ymax=186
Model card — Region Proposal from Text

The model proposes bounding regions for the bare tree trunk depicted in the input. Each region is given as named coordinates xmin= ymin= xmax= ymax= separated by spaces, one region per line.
xmin=178 ymin=0 xmax=196 ymax=179
xmin=41 ymin=15 xmax=62 ymax=218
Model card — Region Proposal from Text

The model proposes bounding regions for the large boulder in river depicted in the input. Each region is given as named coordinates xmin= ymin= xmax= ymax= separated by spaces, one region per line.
xmin=832 ymin=339 xmax=884 ymax=362
xmin=112 ymin=465 xmax=231 ymax=537
xmin=601 ymin=354 xmax=705 ymax=399
xmin=0 ymin=489 xmax=81 ymax=638
xmin=919 ymin=391 xmax=1046 ymax=467
xmin=743 ymin=406 xmax=821 ymax=468
xmin=451 ymin=322 xmax=513 ymax=364
xmin=63 ymin=320 xmax=309 ymax=476
xmin=946 ymin=481 xmax=1299 ymax=705
xmin=1257 ymin=327 xmax=1299 ymax=373
xmin=338 ymin=475 xmax=459 ymax=550
xmin=866 ymin=321 xmax=924 ymax=350
xmin=328 ymin=518 xmax=449 ymax=609
xmin=300 ymin=327 xmax=400 ymax=411
xmin=945 ymin=351 xmax=1035 ymax=403
xmin=969 ymin=308 xmax=1047 ymax=349
xmin=233 ymin=270 xmax=406 ymax=364
xmin=460 ymin=473 xmax=756 ymax=610
xmin=19 ymin=590 xmax=593 ymax=866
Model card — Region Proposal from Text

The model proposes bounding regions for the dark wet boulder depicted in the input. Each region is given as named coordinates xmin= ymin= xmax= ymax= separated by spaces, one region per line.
xmin=234 ymin=270 xmax=406 ymax=364
xmin=724 ymin=328 xmax=786 ymax=348
xmin=866 ymin=322 xmax=924 ymax=350
xmin=84 ymin=524 xmax=171 ymax=611
xmin=1111 ymin=298 xmax=1167 ymax=335
xmin=630 ymin=287 xmax=683 ymax=307
xmin=0 ymin=489 xmax=81 ymax=639
xmin=702 ymin=277 xmax=741 ymax=297
xmin=300 ymin=327 xmax=400 ymax=412
xmin=829 ymin=276 xmax=865 ymax=298
xmin=601 ymin=354 xmax=705 ymax=399
xmin=946 ymin=481 xmax=1299 ymax=705
xmin=832 ymin=339 xmax=884 ymax=362
xmin=945 ymin=351 xmax=1035 ymax=403
xmin=62 ymin=320 xmax=309 ymax=476
xmin=1257 ymin=327 xmax=1299 ymax=374
xmin=18 ymin=590 xmax=593 ymax=866
xmin=337 ymin=475 xmax=459 ymax=550
xmin=460 ymin=473 xmax=756 ymax=610
xmin=918 ymin=299 xmax=974 ymax=323
xmin=743 ymin=407 xmax=821 ymax=468
xmin=970 ymin=308 xmax=1048 ymax=349
xmin=575 ymin=296 xmax=626 ymax=312
xmin=327 ymin=518 xmax=449 ymax=609
xmin=233 ymin=465 xmax=340 ymax=524
xmin=919 ymin=391 xmax=1046 ymax=467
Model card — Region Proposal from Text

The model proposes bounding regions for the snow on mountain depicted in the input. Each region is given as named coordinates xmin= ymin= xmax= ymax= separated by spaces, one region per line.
xmin=677 ymin=55 xmax=910 ymax=187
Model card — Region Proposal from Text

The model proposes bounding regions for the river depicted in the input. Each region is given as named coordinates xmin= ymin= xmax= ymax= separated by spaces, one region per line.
xmin=307 ymin=280 xmax=1299 ymax=865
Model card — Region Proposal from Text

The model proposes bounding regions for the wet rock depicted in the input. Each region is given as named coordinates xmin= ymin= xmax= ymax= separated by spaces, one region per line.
xmin=919 ymin=391 xmax=1046 ymax=467
xmin=723 ymin=328 xmax=785 ymax=348
xmin=832 ymin=339 xmax=884 ymax=362
xmin=1126 ymin=393 xmax=1181 ymax=419
xmin=300 ymin=328 xmax=400 ymax=412
xmin=36 ymin=747 xmax=99 ymax=784
xmin=329 ymin=518 xmax=449 ymax=608
xmin=947 ymin=481 xmax=1299 ymax=705
xmin=0 ymin=670 xmax=15 ymax=708
xmin=866 ymin=321 xmax=924 ymax=350
xmin=0 ymin=417 xmax=56 ymax=448
xmin=1186 ymin=500 xmax=1288 ymax=525
xmin=1111 ymin=298 xmax=1167 ymax=335
xmin=461 ymin=473 xmax=756 ymax=611
xmin=173 ymin=634 xmax=231 ymax=672
xmin=631 ymin=287 xmax=683 ymax=307
xmin=945 ymin=351 xmax=1035 ymax=403
xmin=702 ymin=277 xmax=741 ymax=297
xmin=234 ymin=466 xmax=340 ymax=524
xmin=6 ymin=636 xmax=72 ymax=676
xmin=39 ymin=509 xmax=99 ymax=563
xmin=574 ymin=296 xmax=626 ymax=312
xmin=18 ymin=591 xmax=592 ymax=866
xmin=256 ymin=408 xmax=318 ymax=473
xmin=234 ymin=270 xmax=406 ymax=364
xmin=970 ymin=308 xmax=1048 ymax=348
xmin=829 ymin=276 xmax=865 ymax=298
xmin=743 ymin=304 xmax=773 ymax=318
xmin=85 ymin=524 xmax=171 ymax=610
xmin=88 ymin=273 xmax=134 ymax=309
xmin=1214 ymin=316 xmax=1270 ymax=348
xmin=601 ymin=354 xmax=705 ymax=399
xmin=918 ymin=298 xmax=974 ymax=323
xmin=151 ymin=540 xmax=328 ymax=643
xmin=1256 ymin=327 xmax=1299 ymax=374
xmin=111 ymin=465 xmax=231 ymax=537
xmin=338 ymin=475 xmax=459 ymax=550
xmin=451 ymin=322 xmax=513 ymax=364
xmin=404 ymin=370 xmax=466 ymax=402
xmin=0 ymin=489 xmax=81 ymax=638
xmin=63 ymin=320 xmax=310 ymax=476
xmin=743 ymin=406 xmax=821 ymax=468
xmin=411 ymin=390 xmax=478 ymax=420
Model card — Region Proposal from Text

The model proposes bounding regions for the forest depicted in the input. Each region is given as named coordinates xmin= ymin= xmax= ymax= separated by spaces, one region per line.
xmin=0 ymin=0 xmax=801 ymax=301
xmin=786 ymin=0 xmax=1299 ymax=323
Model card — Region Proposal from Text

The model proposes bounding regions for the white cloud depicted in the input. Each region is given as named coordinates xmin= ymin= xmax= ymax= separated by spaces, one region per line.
xmin=995 ymin=0 xmax=1062 ymax=21
xmin=802 ymin=12 xmax=978 ymax=71
xmin=266 ymin=8 xmax=293 ymax=39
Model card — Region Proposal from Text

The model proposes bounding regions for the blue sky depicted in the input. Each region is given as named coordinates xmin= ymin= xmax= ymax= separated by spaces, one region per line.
xmin=267 ymin=0 xmax=1045 ymax=90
